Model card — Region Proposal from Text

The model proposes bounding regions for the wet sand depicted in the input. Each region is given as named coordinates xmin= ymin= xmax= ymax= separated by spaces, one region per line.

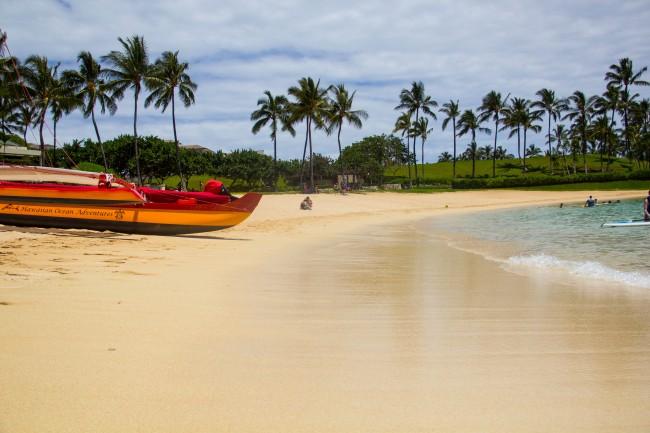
xmin=0 ymin=190 xmax=649 ymax=432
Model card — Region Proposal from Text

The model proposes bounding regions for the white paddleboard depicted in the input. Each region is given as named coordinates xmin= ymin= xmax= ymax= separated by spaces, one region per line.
xmin=602 ymin=219 xmax=650 ymax=228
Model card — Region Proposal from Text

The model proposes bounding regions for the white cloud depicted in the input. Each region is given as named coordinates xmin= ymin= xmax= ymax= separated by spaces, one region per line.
xmin=4 ymin=0 xmax=650 ymax=161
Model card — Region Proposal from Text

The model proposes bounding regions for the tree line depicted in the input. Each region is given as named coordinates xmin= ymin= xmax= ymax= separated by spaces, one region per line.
xmin=249 ymin=58 xmax=649 ymax=187
xmin=0 ymin=32 xmax=196 ymax=188
xmin=1 ymin=27 xmax=648 ymax=188
xmin=47 ymin=133 xmax=404 ymax=191
xmin=393 ymin=58 xmax=649 ymax=182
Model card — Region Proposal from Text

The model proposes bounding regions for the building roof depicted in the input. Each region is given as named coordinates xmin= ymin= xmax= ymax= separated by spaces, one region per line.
xmin=181 ymin=144 xmax=214 ymax=154
xmin=0 ymin=140 xmax=41 ymax=157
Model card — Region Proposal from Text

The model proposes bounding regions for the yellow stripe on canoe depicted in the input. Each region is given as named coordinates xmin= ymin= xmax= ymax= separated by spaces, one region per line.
xmin=0 ymin=202 xmax=251 ymax=228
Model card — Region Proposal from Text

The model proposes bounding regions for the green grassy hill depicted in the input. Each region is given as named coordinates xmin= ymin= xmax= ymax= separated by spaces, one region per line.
xmin=386 ymin=155 xmax=635 ymax=181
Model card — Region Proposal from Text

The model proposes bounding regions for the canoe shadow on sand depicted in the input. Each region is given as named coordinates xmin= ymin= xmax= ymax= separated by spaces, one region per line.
xmin=0 ymin=225 xmax=251 ymax=241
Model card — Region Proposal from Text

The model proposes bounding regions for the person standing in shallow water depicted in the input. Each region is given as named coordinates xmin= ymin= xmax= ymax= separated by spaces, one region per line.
xmin=585 ymin=195 xmax=596 ymax=207
xmin=644 ymin=190 xmax=650 ymax=221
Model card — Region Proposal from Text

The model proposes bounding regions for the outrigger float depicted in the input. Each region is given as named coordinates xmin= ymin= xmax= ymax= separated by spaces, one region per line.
xmin=0 ymin=165 xmax=262 ymax=235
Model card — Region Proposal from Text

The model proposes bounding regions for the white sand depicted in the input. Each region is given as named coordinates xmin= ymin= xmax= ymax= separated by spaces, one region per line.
xmin=0 ymin=189 xmax=648 ymax=433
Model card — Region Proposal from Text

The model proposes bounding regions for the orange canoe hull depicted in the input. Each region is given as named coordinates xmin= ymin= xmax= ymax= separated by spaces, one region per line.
xmin=0 ymin=193 xmax=262 ymax=235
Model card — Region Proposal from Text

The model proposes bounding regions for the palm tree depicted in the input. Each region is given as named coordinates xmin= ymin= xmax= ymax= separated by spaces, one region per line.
xmin=412 ymin=117 xmax=433 ymax=177
xmin=631 ymin=99 xmax=650 ymax=165
xmin=16 ymin=102 xmax=35 ymax=145
xmin=102 ymin=35 xmax=153 ymax=185
xmin=287 ymin=77 xmax=330 ymax=191
xmin=551 ymin=124 xmax=570 ymax=174
xmin=393 ymin=111 xmax=413 ymax=185
xmin=457 ymin=109 xmax=490 ymax=178
xmin=520 ymin=104 xmax=542 ymax=172
xmin=145 ymin=51 xmax=197 ymax=190
xmin=605 ymin=58 xmax=649 ymax=155
xmin=588 ymin=115 xmax=614 ymax=172
xmin=563 ymin=91 xmax=597 ymax=173
xmin=438 ymin=151 xmax=452 ymax=162
xmin=531 ymin=89 xmax=565 ymax=174
xmin=479 ymin=91 xmax=509 ymax=177
xmin=251 ymin=90 xmax=295 ymax=188
xmin=395 ymin=81 xmax=437 ymax=184
xmin=49 ymin=77 xmax=78 ymax=167
xmin=593 ymin=85 xmax=620 ymax=169
xmin=326 ymin=84 xmax=368 ymax=158
xmin=0 ymin=56 xmax=22 ymax=137
xmin=63 ymin=51 xmax=117 ymax=170
xmin=22 ymin=55 xmax=60 ymax=166
xmin=502 ymin=97 xmax=527 ymax=168
xmin=440 ymin=100 xmax=460 ymax=178
xmin=478 ymin=145 xmax=492 ymax=160
xmin=633 ymin=98 xmax=650 ymax=133
xmin=525 ymin=144 xmax=542 ymax=157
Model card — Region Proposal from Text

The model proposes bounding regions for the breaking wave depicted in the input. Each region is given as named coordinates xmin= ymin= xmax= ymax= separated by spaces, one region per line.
xmin=505 ymin=254 xmax=650 ymax=289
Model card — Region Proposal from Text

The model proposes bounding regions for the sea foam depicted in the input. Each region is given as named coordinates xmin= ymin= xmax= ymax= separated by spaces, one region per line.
xmin=505 ymin=253 xmax=650 ymax=289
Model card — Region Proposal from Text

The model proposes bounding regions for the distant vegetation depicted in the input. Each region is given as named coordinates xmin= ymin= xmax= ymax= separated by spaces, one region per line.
xmin=1 ymin=27 xmax=649 ymax=192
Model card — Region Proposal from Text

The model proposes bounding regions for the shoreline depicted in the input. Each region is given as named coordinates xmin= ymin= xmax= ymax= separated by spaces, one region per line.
xmin=1 ymin=189 xmax=649 ymax=432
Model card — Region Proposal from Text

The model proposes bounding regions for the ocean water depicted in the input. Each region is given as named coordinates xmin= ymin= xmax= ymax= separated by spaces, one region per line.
xmin=428 ymin=198 xmax=650 ymax=290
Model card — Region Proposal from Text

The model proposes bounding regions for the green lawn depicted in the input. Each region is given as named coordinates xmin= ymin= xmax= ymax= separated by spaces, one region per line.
xmin=386 ymin=155 xmax=635 ymax=181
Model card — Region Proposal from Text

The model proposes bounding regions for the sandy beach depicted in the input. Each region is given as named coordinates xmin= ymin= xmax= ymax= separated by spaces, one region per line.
xmin=1 ymin=189 xmax=649 ymax=433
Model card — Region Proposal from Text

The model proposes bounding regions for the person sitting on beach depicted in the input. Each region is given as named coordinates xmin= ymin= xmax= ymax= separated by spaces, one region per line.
xmin=644 ymin=190 xmax=650 ymax=221
xmin=300 ymin=196 xmax=313 ymax=210
xmin=585 ymin=195 xmax=596 ymax=207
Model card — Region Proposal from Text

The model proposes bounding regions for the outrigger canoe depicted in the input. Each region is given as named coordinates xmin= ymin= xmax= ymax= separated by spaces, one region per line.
xmin=0 ymin=165 xmax=261 ymax=235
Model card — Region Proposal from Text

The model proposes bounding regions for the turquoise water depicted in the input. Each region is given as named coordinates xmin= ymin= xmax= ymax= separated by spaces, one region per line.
xmin=429 ymin=198 xmax=650 ymax=289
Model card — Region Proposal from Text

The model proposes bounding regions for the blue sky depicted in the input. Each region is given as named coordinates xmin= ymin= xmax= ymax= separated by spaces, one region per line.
xmin=3 ymin=0 xmax=650 ymax=161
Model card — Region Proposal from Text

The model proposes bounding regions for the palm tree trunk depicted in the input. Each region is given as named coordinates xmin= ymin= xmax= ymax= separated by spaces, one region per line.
xmin=171 ymin=93 xmax=185 ymax=191
xmin=421 ymin=137 xmax=426 ymax=179
xmin=623 ymin=84 xmax=630 ymax=158
xmin=471 ymin=150 xmax=476 ymax=178
xmin=308 ymin=117 xmax=314 ymax=191
xmin=299 ymin=118 xmax=309 ymax=191
xmin=452 ymin=119 xmax=457 ymax=179
xmin=337 ymin=123 xmax=342 ymax=157
xmin=414 ymin=109 xmax=419 ymax=186
xmin=492 ymin=118 xmax=498 ymax=177
xmin=273 ymin=120 xmax=278 ymax=192
xmin=53 ymin=117 xmax=57 ymax=167
xmin=572 ymin=149 xmax=577 ymax=174
xmin=548 ymin=111 xmax=553 ymax=174
xmin=471 ymin=131 xmax=476 ymax=178
xmin=600 ymin=140 xmax=605 ymax=172
xmin=406 ymin=135 xmax=412 ymax=187
xmin=421 ymin=134 xmax=425 ymax=174
xmin=91 ymin=107 xmax=108 ymax=170
xmin=412 ymin=138 xmax=418 ymax=185
xmin=133 ymin=86 xmax=142 ymax=186
xmin=559 ymin=140 xmax=569 ymax=175
xmin=517 ymin=127 xmax=522 ymax=168
xmin=582 ymin=133 xmax=588 ymax=174
xmin=38 ymin=110 xmax=45 ymax=167
xmin=337 ymin=123 xmax=345 ymax=191
xmin=523 ymin=127 xmax=527 ymax=172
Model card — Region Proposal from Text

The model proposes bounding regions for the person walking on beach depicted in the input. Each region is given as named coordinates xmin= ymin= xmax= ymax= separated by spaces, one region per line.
xmin=644 ymin=190 xmax=650 ymax=221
